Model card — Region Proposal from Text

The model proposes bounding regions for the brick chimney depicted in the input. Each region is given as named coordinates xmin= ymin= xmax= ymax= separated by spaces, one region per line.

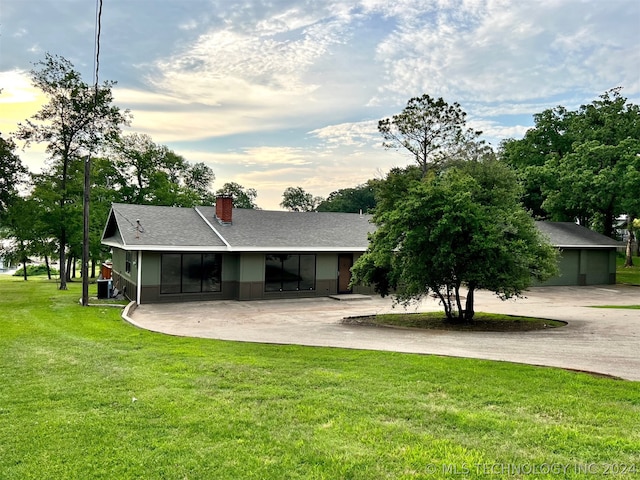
xmin=215 ymin=196 xmax=233 ymax=224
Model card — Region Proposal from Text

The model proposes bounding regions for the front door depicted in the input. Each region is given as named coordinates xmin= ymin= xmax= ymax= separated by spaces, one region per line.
xmin=338 ymin=254 xmax=353 ymax=294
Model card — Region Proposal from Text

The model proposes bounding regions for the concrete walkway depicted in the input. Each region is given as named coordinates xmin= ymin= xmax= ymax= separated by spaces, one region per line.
xmin=126 ymin=285 xmax=640 ymax=381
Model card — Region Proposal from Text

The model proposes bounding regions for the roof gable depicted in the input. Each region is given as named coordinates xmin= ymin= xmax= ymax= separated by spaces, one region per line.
xmin=101 ymin=203 xmax=226 ymax=250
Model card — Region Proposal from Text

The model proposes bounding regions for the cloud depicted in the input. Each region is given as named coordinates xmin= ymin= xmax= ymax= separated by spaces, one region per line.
xmin=174 ymin=134 xmax=409 ymax=210
xmin=466 ymin=119 xmax=530 ymax=146
xmin=147 ymin=11 xmax=352 ymax=101
xmin=2 ymin=0 xmax=638 ymax=205
xmin=371 ymin=0 xmax=640 ymax=106
xmin=309 ymin=120 xmax=380 ymax=147
xmin=0 ymin=71 xmax=48 ymax=149
xmin=188 ymin=146 xmax=315 ymax=167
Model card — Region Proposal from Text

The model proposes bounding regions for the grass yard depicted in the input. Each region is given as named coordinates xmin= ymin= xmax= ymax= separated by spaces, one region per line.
xmin=617 ymin=254 xmax=640 ymax=285
xmin=343 ymin=312 xmax=565 ymax=331
xmin=0 ymin=277 xmax=639 ymax=479
xmin=592 ymin=305 xmax=640 ymax=310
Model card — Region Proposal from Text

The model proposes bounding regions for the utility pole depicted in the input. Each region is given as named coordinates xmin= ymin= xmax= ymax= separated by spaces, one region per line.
xmin=82 ymin=0 xmax=103 ymax=306
xmin=82 ymin=154 xmax=91 ymax=306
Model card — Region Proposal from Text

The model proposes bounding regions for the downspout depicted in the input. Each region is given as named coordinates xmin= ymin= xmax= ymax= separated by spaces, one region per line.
xmin=136 ymin=250 xmax=142 ymax=305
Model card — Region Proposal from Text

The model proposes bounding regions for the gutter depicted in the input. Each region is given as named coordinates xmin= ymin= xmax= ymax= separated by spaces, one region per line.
xmin=136 ymin=250 xmax=142 ymax=305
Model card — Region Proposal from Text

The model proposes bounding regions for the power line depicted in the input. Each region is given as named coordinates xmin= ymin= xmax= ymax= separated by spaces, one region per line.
xmin=93 ymin=0 xmax=103 ymax=89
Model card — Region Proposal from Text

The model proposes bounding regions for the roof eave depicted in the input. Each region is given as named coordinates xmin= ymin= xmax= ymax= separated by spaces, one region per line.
xmin=555 ymin=244 xmax=620 ymax=248
xmin=101 ymin=242 xmax=229 ymax=252
xmin=228 ymin=246 xmax=368 ymax=252
xmin=99 ymin=241 xmax=368 ymax=253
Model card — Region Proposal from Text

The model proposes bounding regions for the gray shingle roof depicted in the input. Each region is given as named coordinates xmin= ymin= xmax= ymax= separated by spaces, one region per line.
xmin=196 ymin=207 xmax=373 ymax=250
xmin=102 ymin=203 xmax=226 ymax=249
xmin=102 ymin=203 xmax=620 ymax=252
xmin=535 ymin=221 xmax=621 ymax=248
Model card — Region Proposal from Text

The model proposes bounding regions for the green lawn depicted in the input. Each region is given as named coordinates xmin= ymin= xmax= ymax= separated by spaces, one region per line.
xmin=1 ymin=277 xmax=639 ymax=479
xmin=617 ymin=253 xmax=640 ymax=285
xmin=345 ymin=312 xmax=566 ymax=331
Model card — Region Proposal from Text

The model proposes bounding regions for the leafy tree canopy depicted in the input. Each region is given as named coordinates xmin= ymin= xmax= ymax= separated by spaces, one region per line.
xmin=280 ymin=186 xmax=322 ymax=212
xmin=316 ymin=181 xmax=380 ymax=213
xmin=215 ymin=182 xmax=258 ymax=209
xmin=351 ymin=159 xmax=558 ymax=322
xmin=16 ymin=53 xmax=130 ymax=161
xmin=0 ymin=134 xmax=27 ymax=217
xmin=500 ymin=88 xmax=640 ymax=238
xmin=378 ymin=94 xmax=483 ymax=176
xmin=112 ymin=133 xmax=215 ymax=207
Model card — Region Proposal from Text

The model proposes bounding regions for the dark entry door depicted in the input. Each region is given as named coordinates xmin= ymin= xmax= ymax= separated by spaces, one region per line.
xmin=338 ymin=254 xmax=353 ymax=294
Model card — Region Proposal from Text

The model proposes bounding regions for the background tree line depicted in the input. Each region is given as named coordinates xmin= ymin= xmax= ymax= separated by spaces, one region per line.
xmin=500 ymin=87 xmax=640 ymax=263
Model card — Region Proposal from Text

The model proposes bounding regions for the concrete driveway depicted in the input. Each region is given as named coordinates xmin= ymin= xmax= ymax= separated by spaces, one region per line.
xmin=125 ymin=285 xmax=640 ymax=381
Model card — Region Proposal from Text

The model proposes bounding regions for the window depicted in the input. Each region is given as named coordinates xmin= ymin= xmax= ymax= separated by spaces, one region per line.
xmin=125 ymin=251 xmax=132 ymax=274
xmin=161 ymin=253 xmax=222 ymax=294
xmin=265 ymin=254 xmax=315 ymax=292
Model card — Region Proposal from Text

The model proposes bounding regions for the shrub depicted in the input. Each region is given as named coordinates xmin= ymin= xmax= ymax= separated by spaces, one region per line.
xmin=13 ymin=265 xmax=59 ymax=277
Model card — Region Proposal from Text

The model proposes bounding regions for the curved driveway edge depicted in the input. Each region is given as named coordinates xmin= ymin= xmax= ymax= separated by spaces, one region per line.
xmin=124 ymin=286 xmax=640 ymax=381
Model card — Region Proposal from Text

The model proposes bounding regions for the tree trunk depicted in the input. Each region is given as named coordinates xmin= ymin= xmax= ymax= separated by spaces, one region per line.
xmin=454 ymin=283 xmax=464 ymax=322
xmin=45 ymin=255 xmax=52 ymax=280
xmin=91 ymin=259 xmax=96 ymax=278
xmin=624 ymin=216 xmax=634 ymax=267
xmin=603 ymin=204 xmax=615 ymax=239
xmin=59 ymin=144 xmax=69 ymax=290
xmin=436 ymin=290 xmax=453 ymax=320
xmin=464 ymin=285 xmax=476 ymax=322
xmin=66 ymin=255 xmax=73 ymax=283
xmin=21 ymin=241 xmax=28 ymax=281
xmin=59 ymin=229 xmax=67 ymax=290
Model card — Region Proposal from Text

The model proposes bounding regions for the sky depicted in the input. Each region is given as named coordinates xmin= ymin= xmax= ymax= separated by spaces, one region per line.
xmin=1 ymin=0 xmax=639 ymax=210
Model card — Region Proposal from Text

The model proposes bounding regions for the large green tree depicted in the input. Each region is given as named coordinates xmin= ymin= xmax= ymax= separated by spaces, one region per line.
xmin=0 ymin=134 xmax=27 ymax=218
xmin=0 ymin=196 xmax=41 ymax=281
xmin=16 ymin=54 xmax=129 ymax=289
xmin=280 ymin=186 xmax=322 ymax=212
xmin=112 ymin=133 xmax=215 ymax=207
xmin=500 ymin=88 xmax=640 ymax=241
xmin=351 ymin=159 xmax=558 ymax=322
xmin=378 ymin=94 xmax=482 ymax=176
xmin=215 ymin=182 xmax=258 ymax=209
xmin=316 ymin=181 xmax=379 ymax=213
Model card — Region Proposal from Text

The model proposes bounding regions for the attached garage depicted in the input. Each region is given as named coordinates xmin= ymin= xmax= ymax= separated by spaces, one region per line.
xmin=535 ymin=222 xmax=620 ymax=286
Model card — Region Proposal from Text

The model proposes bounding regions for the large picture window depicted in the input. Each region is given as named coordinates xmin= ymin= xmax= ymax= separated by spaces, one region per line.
xmin=265 ymin=254 xmax=315 ymax=292
xmin=161 ymin=253 xmax=222 ymax=294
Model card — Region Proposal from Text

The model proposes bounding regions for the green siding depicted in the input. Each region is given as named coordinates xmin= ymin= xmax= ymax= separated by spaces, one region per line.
xmin=142 ymin=252 xmax=160 ymax=285
xmin=544 ymin=249 xmax=580 ymax=286
xmin=239 ymin=253 xmax=264 ymax=282
xmin=585 ymin=250 xmax=615 ymax=285
xmin=111 ymin=248 xmax=125 ymax=276
xmin=540 ymin=248 xmax=616 ymax=286
xmin=111 ymin=248 xmax=138 ymax=284
xmin=316 ymin=253 xmax=338 ymax=280
xmin=223 ymin=254 xmax=240 ymax=282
